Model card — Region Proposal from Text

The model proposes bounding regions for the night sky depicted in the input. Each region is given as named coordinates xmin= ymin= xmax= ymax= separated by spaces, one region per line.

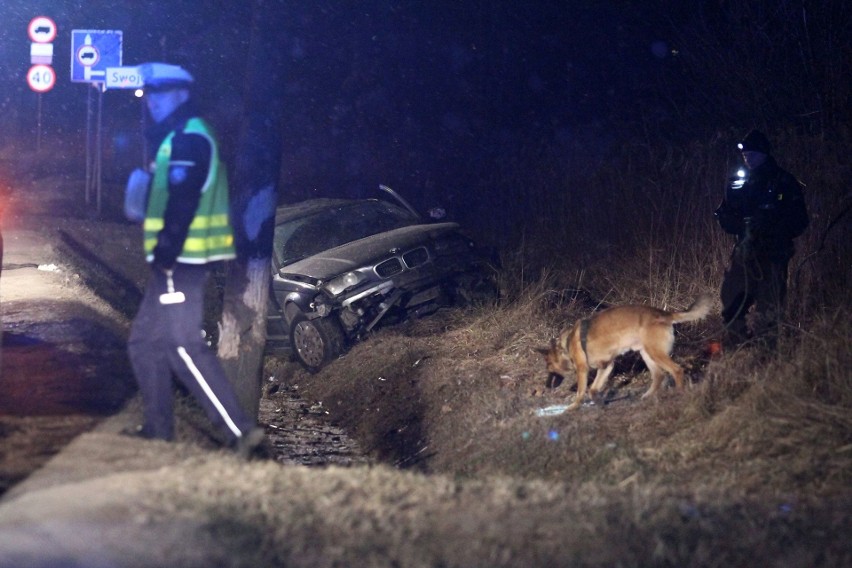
xmin=1 ymin=1 xmax=847 ymax=231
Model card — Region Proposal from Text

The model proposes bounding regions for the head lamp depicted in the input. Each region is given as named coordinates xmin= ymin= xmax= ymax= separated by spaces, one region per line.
xmin=325 ymin=271 xmax=366 ymax=296
xmin=731 ymin=168 xmax=747 ymax=190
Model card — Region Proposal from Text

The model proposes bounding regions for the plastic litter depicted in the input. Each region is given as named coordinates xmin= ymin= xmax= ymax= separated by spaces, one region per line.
xmin=535 ymin=400 xmax=600 ymax=416
xmin=535 ymin=405 xmax=570 ymax=417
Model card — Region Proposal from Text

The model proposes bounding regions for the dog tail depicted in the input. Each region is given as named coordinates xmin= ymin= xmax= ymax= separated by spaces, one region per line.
xmin=670 ymin=294 xmax=713 ymax=324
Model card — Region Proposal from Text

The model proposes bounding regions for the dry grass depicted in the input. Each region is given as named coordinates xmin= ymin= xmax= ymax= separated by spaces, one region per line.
xmin=263 ymin=274 xmax=852 ymax=564
xmin=7 ymin=126 xmax=851 ymax=563
xmin=274 ymin=288 xmax=852 ymax=491
xmin=265 ymin=126 xmax=852 ymax=562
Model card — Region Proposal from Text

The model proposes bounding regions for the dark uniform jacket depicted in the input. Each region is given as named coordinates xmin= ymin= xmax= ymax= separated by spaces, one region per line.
xmin=714 ymin=156 xmax=809 ymax=261
xmin=144 ymin=101 xmax=212 ymax=271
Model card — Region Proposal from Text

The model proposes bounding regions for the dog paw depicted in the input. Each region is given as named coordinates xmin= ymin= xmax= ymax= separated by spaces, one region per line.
xmin=640 ymin=389 xmax=657 ymax=400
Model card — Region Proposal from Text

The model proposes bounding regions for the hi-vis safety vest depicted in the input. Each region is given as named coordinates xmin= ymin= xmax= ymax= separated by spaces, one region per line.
xmin=144 ymin=118 xmax=236 ymax=264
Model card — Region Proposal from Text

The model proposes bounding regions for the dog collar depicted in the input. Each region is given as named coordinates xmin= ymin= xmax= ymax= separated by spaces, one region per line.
xmin=579 ymin=318 xmax=591 ymax=364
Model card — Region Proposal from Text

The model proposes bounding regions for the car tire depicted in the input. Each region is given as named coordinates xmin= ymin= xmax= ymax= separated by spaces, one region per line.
xmin=289 ymin=312 xmax=345 ymax=373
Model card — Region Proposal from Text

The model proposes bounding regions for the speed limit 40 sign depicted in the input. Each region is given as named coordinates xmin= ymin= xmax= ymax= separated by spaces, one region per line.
xmin=27 ymin=64 xmax=56 ymax=93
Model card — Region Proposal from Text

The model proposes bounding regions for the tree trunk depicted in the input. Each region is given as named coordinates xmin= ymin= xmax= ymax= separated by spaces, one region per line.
xmin=218 ymin=0 xmax=289 ymax=418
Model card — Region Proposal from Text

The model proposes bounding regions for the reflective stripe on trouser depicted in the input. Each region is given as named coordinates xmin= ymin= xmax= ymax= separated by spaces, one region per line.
xmin=128 ymin=263 xmax=252 ymax=442
xmin=176 ymin=345 xmax=241 ymax=438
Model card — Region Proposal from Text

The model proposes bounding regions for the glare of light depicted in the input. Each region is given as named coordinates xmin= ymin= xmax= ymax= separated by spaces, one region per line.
xmin=325 ymin=270 xmax=366 ymax=296
xmin=737 ymin=143 xmax=744 ymax=150
xmin=134 ymin=89 xmax=144 ymax=98
xmin=732 ymin=168 xmax=747 ymax=189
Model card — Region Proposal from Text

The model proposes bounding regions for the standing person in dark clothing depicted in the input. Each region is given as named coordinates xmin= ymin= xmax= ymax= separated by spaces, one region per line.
xmin=125 ymin=63 xmax=263 ymax=457
xmin=714 ymin=130 xmax=809 ymax=349
xmin=0 ymin=181 xmax=5 ymax=374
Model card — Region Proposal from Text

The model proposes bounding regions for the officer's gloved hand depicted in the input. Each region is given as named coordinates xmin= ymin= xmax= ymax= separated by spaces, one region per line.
xmin=124 ymin=168 xmax=152 ymax=223
xmin=151 ymin=256 xmax=175 ymax=275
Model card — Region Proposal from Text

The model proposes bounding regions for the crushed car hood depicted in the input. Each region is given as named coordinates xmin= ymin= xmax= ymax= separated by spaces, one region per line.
xmin=279 ymin=222 xmax=461 ymax=281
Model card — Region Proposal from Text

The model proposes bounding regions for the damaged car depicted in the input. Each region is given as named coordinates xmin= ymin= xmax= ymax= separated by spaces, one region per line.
xmin=266 ymin=186 xmax=496 ymax=372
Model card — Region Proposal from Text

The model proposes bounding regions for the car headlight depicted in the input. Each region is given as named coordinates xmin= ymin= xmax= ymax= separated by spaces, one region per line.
xmin=325 ymin=270 xmax=367 ymax=296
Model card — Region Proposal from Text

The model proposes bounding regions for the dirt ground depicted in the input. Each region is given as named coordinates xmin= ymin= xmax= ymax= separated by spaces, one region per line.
xmin=0 ymin=166 xmax=368 ymax=488
xmin=1 ymin=145 xmax=850 ymax=567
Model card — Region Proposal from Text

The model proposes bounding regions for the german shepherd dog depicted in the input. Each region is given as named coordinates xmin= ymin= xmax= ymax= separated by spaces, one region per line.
xmin=537 ymin=295 xmax=712 ymax=409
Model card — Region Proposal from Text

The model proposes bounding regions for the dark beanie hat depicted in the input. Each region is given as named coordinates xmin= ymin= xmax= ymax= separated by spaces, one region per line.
xmin=739 ymin=129 xmax=772 ymax=154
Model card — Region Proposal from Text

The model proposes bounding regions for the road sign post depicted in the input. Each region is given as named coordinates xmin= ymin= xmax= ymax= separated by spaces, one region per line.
xmin=105 ymin=66 xmax=142 ymax=90
xmin=27 ymin=16 xmax=58 ymax=151
xmin=71 ymin=30 xmax=123 ymax=84
xmin=71 ymin=29 xmax=123 ymax=214
xmin=28 ymin=16 xmax=57 ymax=44
xmin=26 ymin=64 xmax=56 ymax=93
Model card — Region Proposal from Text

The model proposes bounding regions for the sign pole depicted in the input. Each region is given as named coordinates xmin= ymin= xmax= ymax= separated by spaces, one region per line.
xmin=27 ymin=17 xmax=57 ymax=150
xmin=36 ymin=94 xmax=43 ymax=152
xmin=96 ymin=84 xmax=104 ymax=214
xmin=71 ymin=28 xmax=123 ymax=213
xmin=85 ymin=86 xmax=92 ymax=205
xmin=140 ymin=96 xmax=148 ymax=168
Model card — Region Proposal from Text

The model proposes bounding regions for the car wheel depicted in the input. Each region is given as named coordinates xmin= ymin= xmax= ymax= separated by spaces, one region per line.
xmin=289 ymin=312 xmax=345 ymax=373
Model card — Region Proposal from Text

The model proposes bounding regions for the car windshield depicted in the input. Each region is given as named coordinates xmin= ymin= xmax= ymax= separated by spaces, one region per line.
xmin=274 ymin=200 xmax=418 ymax=266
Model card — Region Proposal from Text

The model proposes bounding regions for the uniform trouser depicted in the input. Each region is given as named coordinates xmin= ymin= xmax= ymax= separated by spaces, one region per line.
xmin=720 ymin=248 xmax=789 ymax=348
xmin=128 ymin=263 xmax=254 ymax=443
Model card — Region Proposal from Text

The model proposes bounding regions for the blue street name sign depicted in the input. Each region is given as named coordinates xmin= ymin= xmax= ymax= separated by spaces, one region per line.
xmin=70 ymin=29 xmax=122 ymax=83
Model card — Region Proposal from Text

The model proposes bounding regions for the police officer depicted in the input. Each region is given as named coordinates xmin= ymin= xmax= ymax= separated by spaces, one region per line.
xmin=126 ymin=63 xmax=263 ymax=457
xmin=715 ymin=130 xmax=809 ymax=349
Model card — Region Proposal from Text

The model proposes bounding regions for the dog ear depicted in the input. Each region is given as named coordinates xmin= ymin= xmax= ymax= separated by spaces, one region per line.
xmin=533 ymin=338 xmax=557 ymax=355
